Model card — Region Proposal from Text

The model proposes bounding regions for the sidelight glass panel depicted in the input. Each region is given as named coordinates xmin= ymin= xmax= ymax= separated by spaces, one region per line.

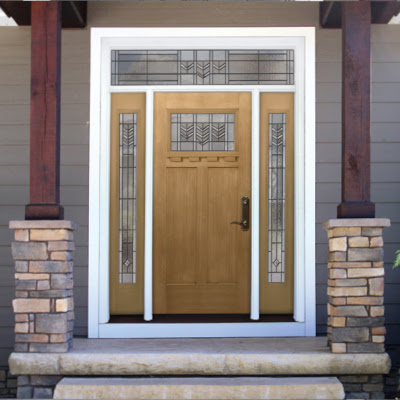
xmin=111 ymin=50 xmax=294 ymax=86
xmin=119 ymin=113 xmax=137 ymax=284
xmin=171 ymin=113 xmax=235 ymax=151
xmin=268 ymin=113 xmax=286 ymax=283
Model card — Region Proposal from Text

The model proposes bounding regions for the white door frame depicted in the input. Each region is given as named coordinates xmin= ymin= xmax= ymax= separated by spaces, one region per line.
xmin=89 ymin=27 xmax=316 ymax=338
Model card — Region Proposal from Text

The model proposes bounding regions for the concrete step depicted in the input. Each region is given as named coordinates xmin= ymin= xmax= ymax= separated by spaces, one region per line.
xmin=54 ymin=376 xmax=345 ymax=399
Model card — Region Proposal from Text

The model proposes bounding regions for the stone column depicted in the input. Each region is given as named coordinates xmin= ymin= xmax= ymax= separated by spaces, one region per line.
xmin=323 ymin=219 xmax=390 ymax=354
xmin=9 ymin=221 xmax=78 ymax=353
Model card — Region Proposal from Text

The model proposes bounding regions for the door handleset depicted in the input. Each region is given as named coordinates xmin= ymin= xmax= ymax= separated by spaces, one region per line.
xmin=230 ymin=196 xmax=250 ymax=231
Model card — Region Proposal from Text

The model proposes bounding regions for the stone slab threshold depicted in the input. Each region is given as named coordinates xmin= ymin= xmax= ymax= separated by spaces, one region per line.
xmin=9 ymin=337 xmax=390 ymax=376
xmin=53 ymin=377 xmax=345 ymax=400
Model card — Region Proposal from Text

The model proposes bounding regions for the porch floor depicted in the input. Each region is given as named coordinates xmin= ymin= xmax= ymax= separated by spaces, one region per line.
xmin=9 ymin=337 xmax=390 ymax=377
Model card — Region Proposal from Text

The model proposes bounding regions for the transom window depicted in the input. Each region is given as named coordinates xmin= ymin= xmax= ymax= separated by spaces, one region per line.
xmin=111 ymin=49 xmax=294 ymax=86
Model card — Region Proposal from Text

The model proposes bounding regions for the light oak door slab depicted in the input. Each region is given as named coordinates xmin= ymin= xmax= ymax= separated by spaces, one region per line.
xmin=153 ymin=92 xmax=251 ymax=314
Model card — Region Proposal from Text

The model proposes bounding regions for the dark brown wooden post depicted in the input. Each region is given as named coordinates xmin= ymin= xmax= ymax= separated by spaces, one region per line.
xmin=337 ymin=1 xmax=375 ymax=218
xmin=25 ymin=1 xmax=64 ymax=220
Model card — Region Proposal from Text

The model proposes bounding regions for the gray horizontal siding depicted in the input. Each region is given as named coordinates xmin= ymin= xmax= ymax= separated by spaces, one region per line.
xmin=86 ymin=1 xmax=319 ymax=28
xmin=0 ymin=4 xmax=399 ymax=375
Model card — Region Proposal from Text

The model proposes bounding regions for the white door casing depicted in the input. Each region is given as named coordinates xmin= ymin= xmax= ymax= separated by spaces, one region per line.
xmin=89 ymin=27 xmax=316 ymax=338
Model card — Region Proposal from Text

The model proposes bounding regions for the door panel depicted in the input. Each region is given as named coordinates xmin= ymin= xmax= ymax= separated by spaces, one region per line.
xmin=207 ymin=167 xmax=238 ymax=284
xmin=165 ymin=167 xmax=197 ymax=285
xmin=110 ymin=93 xmax=145 ymax=315
xmin=153 ymin=92 xmax=251 ymax=314
xmin=259 ymin=93 xmax=294 ymax=314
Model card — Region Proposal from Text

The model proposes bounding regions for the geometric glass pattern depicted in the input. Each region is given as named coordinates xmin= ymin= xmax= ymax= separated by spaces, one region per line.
xmin=119 ymin=113 xmax=137 ymax=284
xmin=111 ymin=50 xmax=294 ymax=86
xmin=171 ymin=113 xmax=235 ymax=151
xmin=268 ymin=113 xmax=286 ymax=283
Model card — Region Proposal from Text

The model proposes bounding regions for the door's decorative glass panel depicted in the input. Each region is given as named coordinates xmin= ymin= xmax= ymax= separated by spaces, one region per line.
xmin=268 ymin=113 xmax=286 ymax=283
xmin=119 ymin=113 xmax=137 ymax=284
xmin=171 ymin=113 xmax=235 ymax=151
xmin=111 ymin=50 xmax=294 ymax=86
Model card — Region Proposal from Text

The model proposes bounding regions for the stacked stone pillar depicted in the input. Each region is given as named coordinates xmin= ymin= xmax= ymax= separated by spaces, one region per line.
xmin=324 ymin=219 xmax=390 ymax=354
xmin=9 ymin=221 xmax=77 ymax=353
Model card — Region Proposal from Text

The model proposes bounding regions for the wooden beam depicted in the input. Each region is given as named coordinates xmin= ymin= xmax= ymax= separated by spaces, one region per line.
xmin=0 ymin=1 xmax=87 ymax=28
xmin=25 ymin=1 xmax=63 ymax=220
xmin=0 ymin=1 xmax=30 ymax=26
xmin=371 ymin=1 xmax=400 ymax=24
xmin=320 ymin=2 xmax=334 ymax=28
xmin=320 ymin=1 xmax=341 ymax=29
xmin=62 ymin=1 xmax=87 ymax=28
xmin=337 ymin=1 xmax=375 ymax=218
xmin=320 ymin=1 xmax=400 ymax=29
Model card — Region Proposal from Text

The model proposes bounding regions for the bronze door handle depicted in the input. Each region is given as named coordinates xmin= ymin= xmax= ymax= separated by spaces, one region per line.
xmin=230 ymin=196 xmax=250 ymax=231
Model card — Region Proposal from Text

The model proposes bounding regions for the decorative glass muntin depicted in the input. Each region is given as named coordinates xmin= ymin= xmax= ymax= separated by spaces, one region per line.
xmin=268 ymin=113 xmax=286 ymax=283
xmin=171 ymin=113 xmax=235 ymax=151
xmin=111 ymin=50 xmax=294 ymax=86
xmin=119 ymin=113 xmax=137 ymax=284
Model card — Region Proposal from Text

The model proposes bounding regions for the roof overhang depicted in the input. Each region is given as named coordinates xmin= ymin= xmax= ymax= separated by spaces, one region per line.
xmin=0 ymin=1 xmax=86 ymax=28
xmin=320 ymin=1 xmax=400 ymax=28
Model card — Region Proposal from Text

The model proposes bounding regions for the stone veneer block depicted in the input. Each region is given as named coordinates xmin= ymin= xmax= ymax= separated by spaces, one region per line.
xmin=328 ymin=227 xmax=361 ymax=238
xmin=9 ymin=221 xmax=79 ymax=230
xmin=30 ymin=229 xmax=73 ymax=242
xmin=348 ymin=237 xmax=369 ymax=248
xmin=329 ymin=306 xmax=368 ymax=317
xmin=329 ymin=269 xmax=347 ymax=279
xmin=329 ymin=237 xmax=347 ymax=252
xmin=15 ymin=229 xmax=29 ymax=242
xmin=12 ymin=242 xmax=48 ymax=261
xmin=348 ymin=248 xmax=383 ymax=262
xmin=324 ymin=218 xmax=390 ymax=354
xmin=9 ymin=221 xmax=78 ymax=354
xmin=323 ymin=219 xmax=390 ymax=229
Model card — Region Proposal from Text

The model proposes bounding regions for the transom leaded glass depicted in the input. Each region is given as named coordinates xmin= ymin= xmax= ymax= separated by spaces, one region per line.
xmin=268 ymin=113 xmax=286 ymax=283
xmin=119 ymin=113 xmax=137 ymax=284
xmin=171 ymin=113 xmax=235 ymax=151
xmin=111 ymin=50 xmax=294 ymax=85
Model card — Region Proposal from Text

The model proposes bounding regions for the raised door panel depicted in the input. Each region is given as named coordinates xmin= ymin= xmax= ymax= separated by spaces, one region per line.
xmin=165 ymin=167 xmax=197 ymax=285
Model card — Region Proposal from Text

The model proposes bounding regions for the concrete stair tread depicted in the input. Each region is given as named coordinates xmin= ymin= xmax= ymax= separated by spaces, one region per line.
xmin=54 ymin=376 xmax=345 ymax=399
xmin=9 ymin=338 xmax=391 ymax=377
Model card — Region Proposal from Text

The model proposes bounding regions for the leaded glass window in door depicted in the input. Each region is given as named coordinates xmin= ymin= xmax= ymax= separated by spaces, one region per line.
xmin=119 ymin=113 xmax=137 ymax=284
xmin=171 ymin=113 xmax=235 ymax=151
xmin=268 ymin=113 xmax=286 ymax=283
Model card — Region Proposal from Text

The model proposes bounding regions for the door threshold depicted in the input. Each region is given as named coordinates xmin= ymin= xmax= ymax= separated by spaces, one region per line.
xmin=109 ymin=314 xmax=294 ymax=324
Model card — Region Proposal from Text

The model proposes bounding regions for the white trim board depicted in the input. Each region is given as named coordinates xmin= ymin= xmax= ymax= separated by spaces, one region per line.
xmin=89 ymin=27 xmax=316 ymax=338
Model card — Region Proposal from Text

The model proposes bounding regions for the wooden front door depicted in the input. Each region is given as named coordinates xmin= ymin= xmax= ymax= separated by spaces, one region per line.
xmin=153 ymin=92 xmax=252 ymax=314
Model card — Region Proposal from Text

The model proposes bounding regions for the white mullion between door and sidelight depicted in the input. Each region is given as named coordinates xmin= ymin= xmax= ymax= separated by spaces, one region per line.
xmin=144 ymin=89 xmax=154 ymax=321
xmin=251 ymin=90 xmax=260 ymax=321
xmin=99 ymin=44 xmax=112 ymax=325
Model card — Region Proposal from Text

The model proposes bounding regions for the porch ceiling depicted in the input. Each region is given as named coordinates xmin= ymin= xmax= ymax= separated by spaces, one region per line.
xmin=320 ymin=1 xmax=400 ymax=28
xmin=0 ymin=1 xmax=86 ymax=28
xmin=9 ymin=337 xmax=390 ymax=377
